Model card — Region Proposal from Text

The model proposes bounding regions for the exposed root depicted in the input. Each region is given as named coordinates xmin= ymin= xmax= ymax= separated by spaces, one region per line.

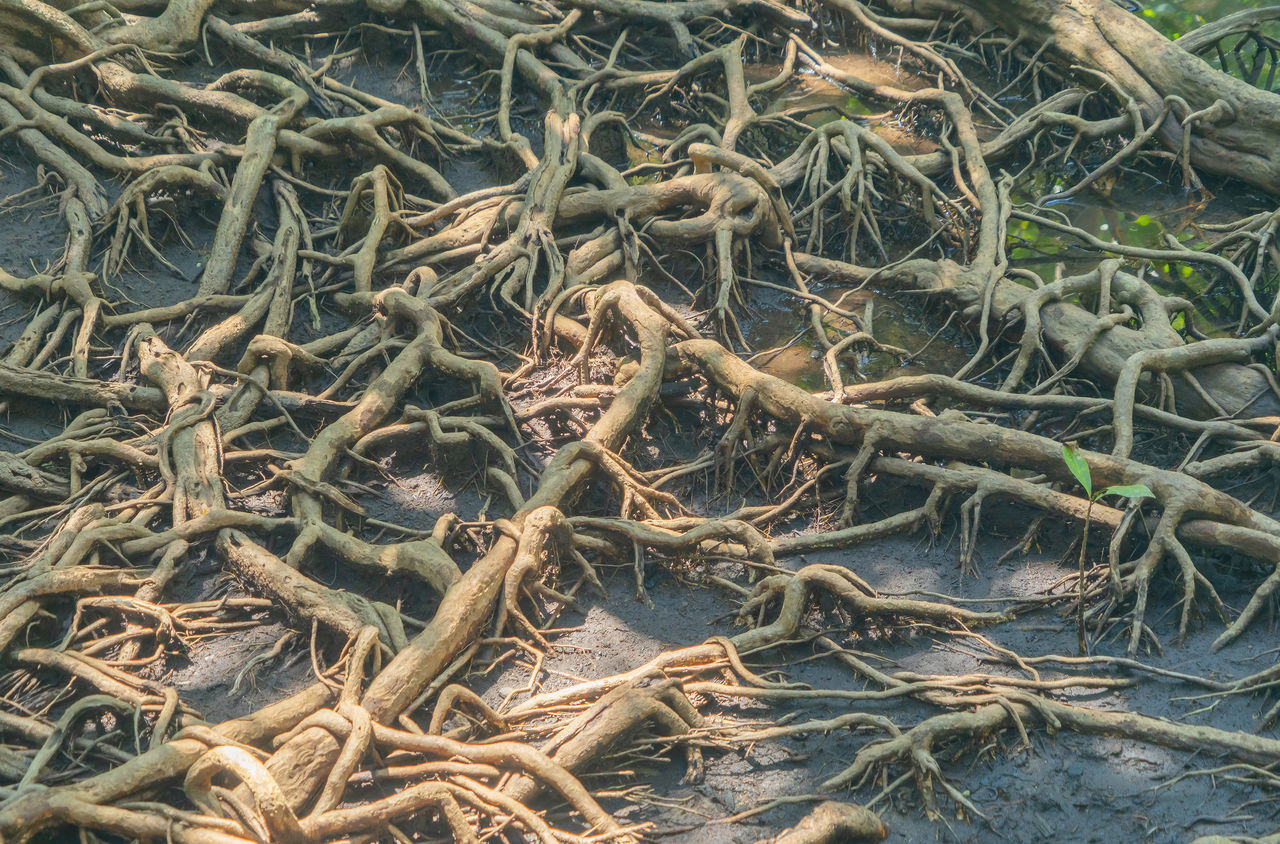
xmin=0 ymin=0 xmax=1279 ymax=840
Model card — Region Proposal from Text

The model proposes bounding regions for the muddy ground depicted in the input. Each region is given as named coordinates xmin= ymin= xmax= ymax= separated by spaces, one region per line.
xmin=468 ymin=519 xmax=1278 ymax=844
xmin=2 ymin=5 xmax=1279 ymax=842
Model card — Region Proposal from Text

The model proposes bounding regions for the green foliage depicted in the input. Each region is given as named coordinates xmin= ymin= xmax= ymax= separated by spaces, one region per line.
xmin=1139 ymin=1 xmax=1269 ymax=40
xmin=1062 ymin=444 xmax=1155 ymax=503
xmin=1062 ymin=443 xmax=1092 ymax=498
xmin=1063 ymin=444 xmax=1153 ymax=655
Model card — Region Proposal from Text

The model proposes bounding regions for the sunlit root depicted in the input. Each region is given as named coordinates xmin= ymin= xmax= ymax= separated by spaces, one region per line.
xmin=738 ymin=564 xmax=1006 ymax=639
xmin=664 ymin=337 xmax=1280 ymax=652
xmin=506 ymin=671 xmax=706 ymax=800
xmin=827 ymin=688 xmax=1280 ymax=819
xmin=4 ymin=2 xmax=1280 ymax=843
xmin=756 ymin=801 xmax=887 ymax=844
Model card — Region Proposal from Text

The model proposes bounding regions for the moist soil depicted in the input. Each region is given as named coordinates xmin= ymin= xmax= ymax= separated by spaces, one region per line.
xmin=1 ymin=17 xmax=1278 ymax=844
xmin=469 ymin=512 xmax=1278 ymax=844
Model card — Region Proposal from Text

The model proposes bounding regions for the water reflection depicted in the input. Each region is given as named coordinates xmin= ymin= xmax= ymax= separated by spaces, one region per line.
xmin=1143 ymin=0 xmax=1275 ymax=39
xmin=1010 ymin=167 xmax=1272 ymax=336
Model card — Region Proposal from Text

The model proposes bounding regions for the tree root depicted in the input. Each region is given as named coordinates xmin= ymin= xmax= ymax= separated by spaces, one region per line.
xmin=0 ymin=0 xmax=1279 ymax=840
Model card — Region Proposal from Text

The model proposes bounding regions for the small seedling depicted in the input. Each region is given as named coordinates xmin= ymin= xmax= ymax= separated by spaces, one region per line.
xmin=1062 ymin=444 xmax=1154 ymax=654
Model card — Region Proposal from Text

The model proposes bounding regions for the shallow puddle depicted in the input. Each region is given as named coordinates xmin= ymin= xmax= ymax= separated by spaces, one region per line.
xmin=745 ymin=284 xmax=972 ymax=389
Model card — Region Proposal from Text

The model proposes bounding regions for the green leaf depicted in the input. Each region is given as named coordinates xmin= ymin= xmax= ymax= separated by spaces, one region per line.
xmin=1101 ymin=483 xmax=1155 ymax=501
xmin=1062 ymin=444 xmax=1092 ymax=499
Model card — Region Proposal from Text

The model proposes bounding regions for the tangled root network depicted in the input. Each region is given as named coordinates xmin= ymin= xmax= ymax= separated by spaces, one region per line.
xmin=0 ymin=0 xmax=1278 ymax=841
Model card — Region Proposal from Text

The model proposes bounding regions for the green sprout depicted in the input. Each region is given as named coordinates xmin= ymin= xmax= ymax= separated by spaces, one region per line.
xmin=1062 ymin=444 xmax=1154 ymax=654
